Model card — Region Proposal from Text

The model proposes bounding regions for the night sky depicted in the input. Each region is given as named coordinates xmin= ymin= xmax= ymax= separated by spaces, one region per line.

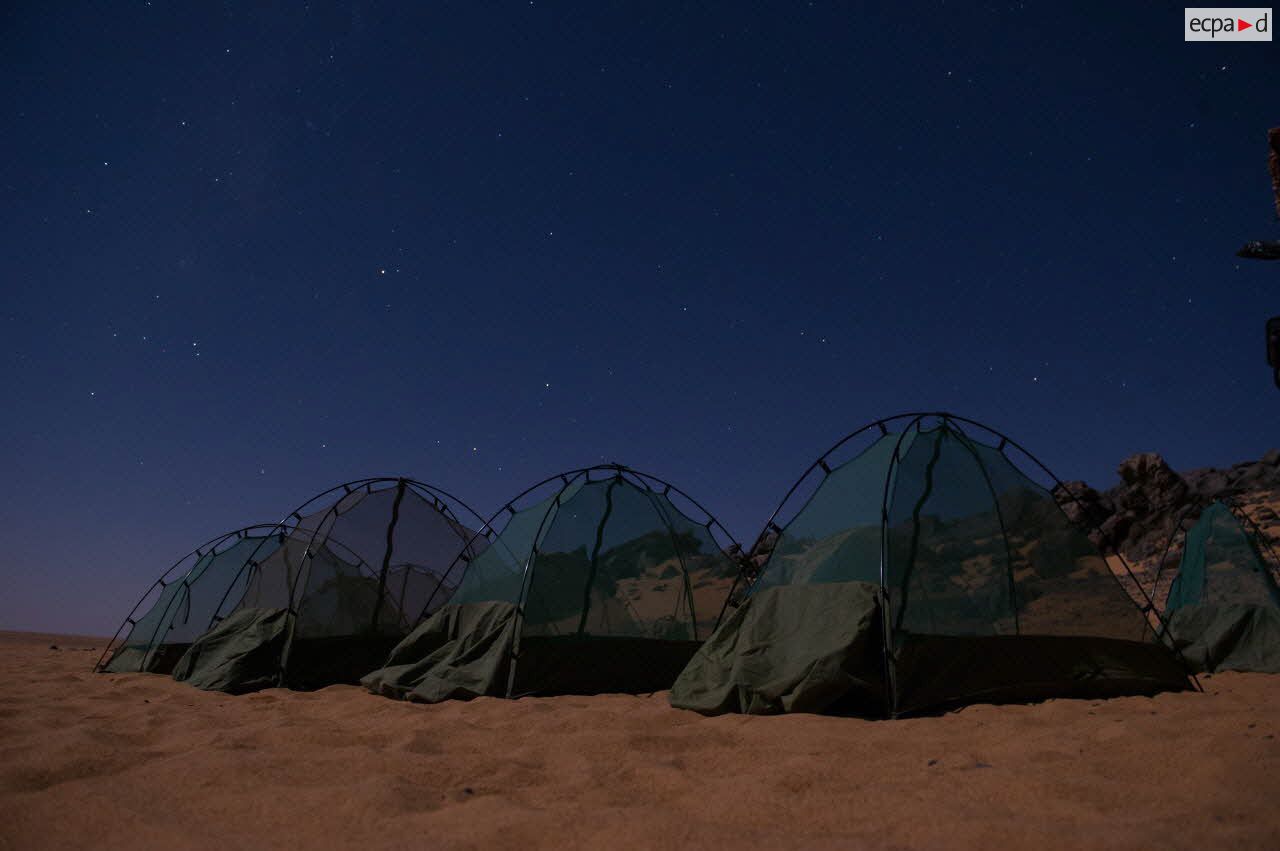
xmin=3 ymin=3 xmax=1277 ymax=635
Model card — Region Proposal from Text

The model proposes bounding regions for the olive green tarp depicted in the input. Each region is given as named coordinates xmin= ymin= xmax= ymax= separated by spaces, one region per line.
xmin=362 ymin=466 xmax=740 ymax=701
xmin=671 ymin=581 xmax=1188 ymax=716
xmin=673 ymin=415 xmax=1192 ymax=717
xmin=1159 ymin=501 xmax=1280 ymax=673
xmin=671 ymin=582 xmax=885 ymax=715
xmin=1166 ymin=604 xmax=1280 ymax=674
xmin=362 ymin=601 xmax=519 ymax=702
xmin=172 ymin=607 xmax=289 ymax=694
xmin=172 ymin=605 xmax=409 ymax=692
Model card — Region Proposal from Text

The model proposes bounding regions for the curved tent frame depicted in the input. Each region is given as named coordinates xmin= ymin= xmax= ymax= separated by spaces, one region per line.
xmin=420 ymin=463 xmax=741 ymax=620
xmin=204 ymin=477 xmax=490 ymax=684
xmin=416 ymin=463 xmax=743 ymax=697
xmin=1150 ymin=497 xmax=1280 ymax=613
xmin=95 ymin=523 xmax=283 ymax=673
xmin=1151 ymin=501 xmax=1206 ymax=610
xmin=744 ymin=411 xmax=1195 ymax=715
xmin=207 ymin=477 xmax=488 ymax=632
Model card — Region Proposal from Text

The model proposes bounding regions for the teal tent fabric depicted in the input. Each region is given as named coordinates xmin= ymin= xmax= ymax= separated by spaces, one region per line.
xmin=362 ymin=466 xmax=741 ymax=701
xmin=1161 ymin=501 xmax=1280 ymax=673
xmin=360 ymin=601 xmax=518 ymax=702
xmin=100 ymin=532 xmax=277 ymax=675
xmin=1165 ymin=502 xmax=1280 ymax=612
xmin=171 ymin=607 xmax=290 ymax=694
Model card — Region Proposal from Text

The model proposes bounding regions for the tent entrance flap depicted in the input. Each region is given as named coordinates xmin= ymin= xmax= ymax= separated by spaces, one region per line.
xmin=1166 ymin=603 xmax=1280 ymax=674
xmin=172 ymin=607 xmax=290 ymax=694
xmin=361 ymin=601 xmax=519 ymax=703
xmin=670 ymin=582 xmax=886 ymax=716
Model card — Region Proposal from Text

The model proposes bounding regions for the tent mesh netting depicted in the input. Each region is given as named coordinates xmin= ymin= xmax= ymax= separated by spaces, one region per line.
xmin=1151 ymin=500 xmax=1280 ymax=673
xmin=98 ymin=478 xmax=488 ymax=692
xmin=1157 ymin=501 xmax=1280 ymax=612
xmin=363 ymin=464 xmax=742 ymax=700
xmin=96 ymin=525 xmax=283 ymax=675
xmin=672 ymin=413 xmax=1191 ymax=717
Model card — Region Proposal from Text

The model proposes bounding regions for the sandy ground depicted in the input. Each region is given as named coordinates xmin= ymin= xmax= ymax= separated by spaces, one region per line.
xmin=2 ymin=631 xmax=1279 ymax=850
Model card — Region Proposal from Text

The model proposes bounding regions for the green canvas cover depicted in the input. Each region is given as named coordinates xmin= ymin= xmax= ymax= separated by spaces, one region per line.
xmin=1166 ymin=604 xmax=1280 ymax=673
xmin=670 ymin=581 xmax=885 ymax=715
xmin=361 ymin=601 xmax=518 ymax=702
xmin=672 ymin=580 xmax=1185 ymax=716
xmin=171 ymin=607 xmax=289 ymax=694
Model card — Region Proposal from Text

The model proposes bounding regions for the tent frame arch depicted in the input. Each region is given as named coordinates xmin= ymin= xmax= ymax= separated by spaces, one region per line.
xmin=417 ymin=463 xmax=743 ymax=698
xmin=204 ymin=476 xmax=490 ymax=686
xmin=1150 ymin=496 xmax=1280 ymax=614
xmin=743 ymin=411 xmax=1195 ymax=717
xmin=95 ymin=523 xmax=283 ymax=673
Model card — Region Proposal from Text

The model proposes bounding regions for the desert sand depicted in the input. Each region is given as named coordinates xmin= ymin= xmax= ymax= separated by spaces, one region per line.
xmin=1 ymin=630 xmax=1278 ymax=850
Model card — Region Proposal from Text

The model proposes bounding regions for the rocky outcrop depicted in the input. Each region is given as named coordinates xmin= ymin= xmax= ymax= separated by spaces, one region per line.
xmin=1053 ymin=449 xmax=1280 ymax=564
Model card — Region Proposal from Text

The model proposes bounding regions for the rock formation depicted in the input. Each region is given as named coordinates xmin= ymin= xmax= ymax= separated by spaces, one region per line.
xmin=1055 ymin=449 xmax=1280 ymax=569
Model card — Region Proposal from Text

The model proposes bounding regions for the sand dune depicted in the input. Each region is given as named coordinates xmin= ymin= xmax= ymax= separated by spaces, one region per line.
xmin=2 ymin=629 xmax=1278 ymax=850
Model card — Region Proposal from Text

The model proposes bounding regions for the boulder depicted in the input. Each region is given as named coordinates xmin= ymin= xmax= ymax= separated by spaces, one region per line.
xmin=1059 ymin=449 xmax=1279 ymax=562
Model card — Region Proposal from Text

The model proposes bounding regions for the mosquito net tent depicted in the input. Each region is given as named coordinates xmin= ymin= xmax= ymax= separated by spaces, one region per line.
xmin=362 ymin=464 xmax=743 ymax=702
xmin=96 ymin=525 xmax=285 ymax=676
xmin=103 ymin=477 xmax=488 ymax=694
xmin=1153 ymin=500 xmax=1280 ymax=673
xmin=671 ymin=413 xmax=1192 ymax=718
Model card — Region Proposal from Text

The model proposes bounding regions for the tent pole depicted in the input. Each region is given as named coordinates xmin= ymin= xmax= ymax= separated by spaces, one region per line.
xmin=371 ymin=479 xmax=408 ymax=632
xmin=949 ymin=427 xmax=1021 ymax=635
xmin=879 ymin=415 xmax=927 ymax=717
xmin=576 ymin=479 xmax=618 ymax=635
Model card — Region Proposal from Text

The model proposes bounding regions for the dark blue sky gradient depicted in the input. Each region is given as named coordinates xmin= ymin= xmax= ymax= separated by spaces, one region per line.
xmin=2 ymin=2 xmax=1277 ymax=634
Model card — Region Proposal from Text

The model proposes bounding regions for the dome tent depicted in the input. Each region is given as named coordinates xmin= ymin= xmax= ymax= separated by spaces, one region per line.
xmin=1152 ymin=499 xmax=1280 ymax=673
xmin=155 ymin=477 xmax=488 ymax=693
xmin=362 ymin=464 xmax=743 ymax=702
xmin=671 ymin=413 xmax=1193 ymax=718
xmin=96 ymin=524 xmax=287 ymax=676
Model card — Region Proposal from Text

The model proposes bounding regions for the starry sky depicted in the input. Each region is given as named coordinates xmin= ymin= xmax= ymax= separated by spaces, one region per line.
xmin=2 ymin=2 xmax=1278 ymax=635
